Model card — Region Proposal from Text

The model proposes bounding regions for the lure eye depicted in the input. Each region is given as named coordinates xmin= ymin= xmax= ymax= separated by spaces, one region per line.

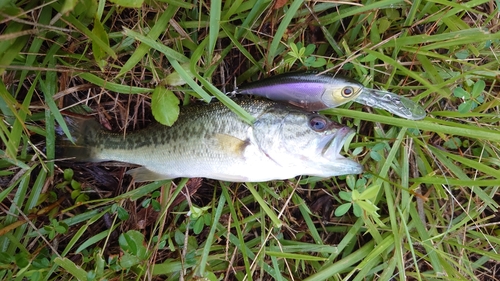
xmin=342 ymin=86 xmax=354 ymax=97
xmin=309 ymin=116 xmax=327 ymax=132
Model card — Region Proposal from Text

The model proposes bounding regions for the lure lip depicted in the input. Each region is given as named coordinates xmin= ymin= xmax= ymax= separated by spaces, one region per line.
xmin=355 ymin=88 xmax=426 ymax=120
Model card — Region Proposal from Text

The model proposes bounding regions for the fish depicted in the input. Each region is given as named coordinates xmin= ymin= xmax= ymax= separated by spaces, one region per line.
xmin=58 ymin=99 xmax=363 ymax=182
xmin=235 ymin=71 xmax=426 ymax=120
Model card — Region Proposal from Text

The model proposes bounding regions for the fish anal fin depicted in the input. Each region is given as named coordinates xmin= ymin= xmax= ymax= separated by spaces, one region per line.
xmin=215 ymin=134 xmax=249 ymax=157
xmin=209 ymin=173 xmax=249 ymax=182
xmin=126 ymin=167 xmax=172 ymax=182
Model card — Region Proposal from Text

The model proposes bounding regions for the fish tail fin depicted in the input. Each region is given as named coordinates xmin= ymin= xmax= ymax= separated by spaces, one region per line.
xmin=57 ymin=116 xmax=102 ymax=162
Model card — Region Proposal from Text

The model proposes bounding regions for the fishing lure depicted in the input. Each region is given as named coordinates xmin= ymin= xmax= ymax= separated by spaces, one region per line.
xmin=235 ymin=71 xmax=426 ymax=120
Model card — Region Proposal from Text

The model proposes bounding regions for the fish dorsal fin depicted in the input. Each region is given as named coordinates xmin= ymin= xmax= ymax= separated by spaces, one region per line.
xmin=126 ymin=167 xmax=172 ymax=182
xmin=215 ymin=134 xmax=249 ymax=157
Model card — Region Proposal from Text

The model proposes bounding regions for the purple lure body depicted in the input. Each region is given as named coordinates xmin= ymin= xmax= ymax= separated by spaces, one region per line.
xmin=237 ymin=71 xmax=363 ymax=111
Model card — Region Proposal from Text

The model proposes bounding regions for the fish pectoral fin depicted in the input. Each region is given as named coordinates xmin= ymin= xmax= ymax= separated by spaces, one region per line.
xmin=126 ymin=167 xmax=172 ymax=182
xmin=215 ymin=134 xmax=249 ymax=157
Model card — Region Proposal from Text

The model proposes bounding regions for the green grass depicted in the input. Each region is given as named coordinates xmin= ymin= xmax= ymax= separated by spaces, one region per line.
xmin=1 ymin=0 xmax=500 ymax=280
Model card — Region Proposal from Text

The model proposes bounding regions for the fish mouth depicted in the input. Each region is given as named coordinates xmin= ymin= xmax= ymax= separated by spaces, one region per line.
xmin=355 ymin=88 xmax=426 ymax=120
xmin=320 ymin=127 xmax=353 ymax=158
xmin=319 ymin=127 xmax=363 ymax=174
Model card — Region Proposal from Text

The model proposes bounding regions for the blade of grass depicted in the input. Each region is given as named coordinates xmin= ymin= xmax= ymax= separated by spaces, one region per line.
xmin=304 ymin=238 xmax=376 ymax=280
xmin=0 ymin=116 xmax=17 ymax=161
xmin=363 ymin=49 xmax=446 ymax=97
xmin=151 ymin=259 xmax=185 ymax=275
xmin=197 ymin=189 xmax=226 ymax=276
xmin=425 ymin=0 xmax=490 ymax=24
xmin=51 ymin=3 xmax=117 ymax=59
xmin=220 ymin=184 xmax=253 ymax=280
xmin=207 ymin=0 xmax=221 ymax=65
xmin=408 ymin=203 xmax=460 ymax=276
xmin=392 ymin=138 xmax=418 ymax=279
xmin=122 ymin=28 xmax=218 ymax=105
xmin=54 ymin=257 xmax=88 ymax=281
xmin=6 ymin=78 xmax=35 ymax=164
xmin=349 ymin=235 xmax=392 ymax=279
xmin=75 ymin=223 xmax=120 ymax=254
xmin=24 ymin=169 xmax=46 ymax=214
xmin=117 ymin=7 xmax=179 ymax=77
xmin=15 ymin=6 xmax=52 ymax=96
xmin=270 ymin=254 xmax=285 ymax=281
xmin=422 ymin=145 xmax=500 ymax=209
xmin=40 ymin=61 xmax=59 ymax=176
xmin=326 ymin=108 xmax=500 ymax=142
xmin=245 ymin=182 xmax=281 ymax=228
xmin=383 ymin=28 xmax=496 ymax=49
xmin=170 ymin=59 xmax=212 ymax=102
xmin=373 ymin=128 xmax=407 ymax=204
xmin=190 ymin=38 xmax=256 ymax=124
xmin=267 ymin=0 xmax=304 ymax=66
xmin=431 ymin=147 xmax=500 ymax=179
xmin=417 ymin=54 xmax=445 ymax=86
xmin=292 ymin=193 xmax=323 ymax=246
xmin=398 ymin=208 xmax=423 ymax=281
xmin=62 ymin=209 xmax=109 ymax=255
xmin=319 ymin=0 xmax=405 ymax=25
xmin=414 ymin=177 xmax=500 ymax=186
xmin=269 ymin=241 xmax=338 ymax=254
xmin=115 ymin=180 xmax=171 ymax=201
xmin=6 ymin=170 xmax=31 ymax=253
xmin=0 ymin=28 xmax=29 ymax=75
xmin=27 ymin=208 xmax=106 ymax=237
xmin=235 ymin=0 xmax=272 ymax=39
xmin=76 ymin=72 xmax=153 ymax=94
xmin=266 ymin=251 xmax=327 ymax=261
xmin=221 ymin=23 xmax=264 ymax=73
xmin=122 ymin=28 xmax=189 ymax=63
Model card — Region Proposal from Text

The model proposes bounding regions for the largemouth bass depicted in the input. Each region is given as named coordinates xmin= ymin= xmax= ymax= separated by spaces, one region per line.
xmin=235 ymin=71 xmax=426 ymax=120
xmin=59 ymin=99 xmax=362 ymax=182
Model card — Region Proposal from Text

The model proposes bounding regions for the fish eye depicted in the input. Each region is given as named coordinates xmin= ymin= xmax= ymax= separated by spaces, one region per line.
xmin=309 ymin=116 xmax=327 ymax=132
xmin=342 ymin=86 xmax=354 ymax=97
